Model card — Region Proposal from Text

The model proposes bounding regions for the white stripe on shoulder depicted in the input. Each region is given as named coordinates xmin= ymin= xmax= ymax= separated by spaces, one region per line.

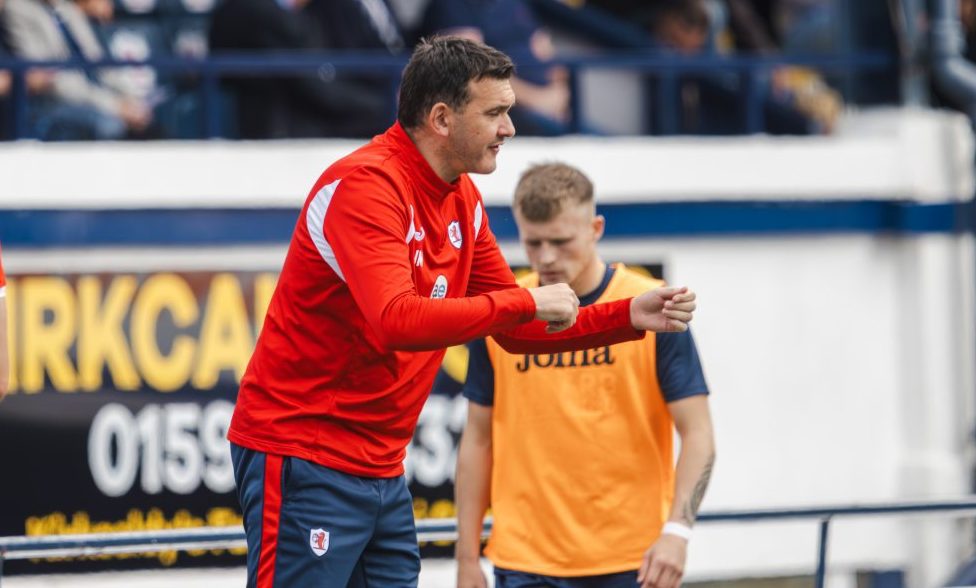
xmin=405 ymin=205 xmax=416 ymax=243
xmin=473 ymin=202 xmax=483 ymax=236
xmin=306 ymin=178 xmax=345 ymax=281
xmin=0 ymin=285 xmax=6 ymax=298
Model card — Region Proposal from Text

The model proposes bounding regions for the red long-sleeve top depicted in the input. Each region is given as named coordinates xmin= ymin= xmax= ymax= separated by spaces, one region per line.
xmin=228 ymin=123 xmax=644 ymax=477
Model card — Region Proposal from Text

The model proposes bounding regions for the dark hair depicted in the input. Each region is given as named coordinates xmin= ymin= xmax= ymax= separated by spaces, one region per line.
xmin=650 ymin=0 xmax=709 ymax=31
xmin=397 ymin=36 xmax=515 ymax=130
xmin=514 ymin=163 xmax=594 ymax=222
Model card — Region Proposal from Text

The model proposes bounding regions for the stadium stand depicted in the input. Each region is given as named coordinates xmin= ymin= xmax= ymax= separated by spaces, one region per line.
xmin=0 ymin=0 xmax=913 ymax=140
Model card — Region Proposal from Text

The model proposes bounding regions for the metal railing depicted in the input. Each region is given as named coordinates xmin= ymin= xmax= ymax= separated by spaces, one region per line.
xmin=2 ymin=497 xmax=976 ymax=587
xmin=0 ymin=50 xmax=896 ymax=139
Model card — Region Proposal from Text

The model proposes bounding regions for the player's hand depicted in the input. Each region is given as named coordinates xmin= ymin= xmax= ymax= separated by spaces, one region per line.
xmin=527 ymin=283 xmax=579 ymax=333
xmin=456 ymin=557 xmax=489 ymax=588
xmin=630 ymin=286 xmax=696 ymax=333
xmin=637 ymin=534 xmax=687 ymax=588
xmin=119 ymin=99 xmax=152 ymax=131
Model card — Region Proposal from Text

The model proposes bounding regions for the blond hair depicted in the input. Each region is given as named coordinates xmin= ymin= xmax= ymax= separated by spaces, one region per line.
xmin=513 ymin=163 xmax=594 ymax=222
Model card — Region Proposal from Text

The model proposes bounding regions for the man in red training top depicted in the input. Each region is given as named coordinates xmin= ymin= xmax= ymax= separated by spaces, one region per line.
xmin=228 ymin=36 xmax=698 ymax=587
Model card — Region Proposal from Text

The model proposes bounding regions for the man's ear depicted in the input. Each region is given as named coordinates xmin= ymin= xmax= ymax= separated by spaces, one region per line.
xmin=592 ymin=214 xmax=606 ymax=241
xmin=427 ymin=102 xmax=452 ymax=138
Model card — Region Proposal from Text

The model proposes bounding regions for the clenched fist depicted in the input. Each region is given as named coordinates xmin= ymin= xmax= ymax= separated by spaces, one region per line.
xmin=631 ymin=287 xmax=696 ymax=333
xmin=527 ymin=283 xmax=580 ymax=333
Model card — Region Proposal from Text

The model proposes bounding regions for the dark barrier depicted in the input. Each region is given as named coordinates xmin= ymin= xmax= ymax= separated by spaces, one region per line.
xmin=0 ymin=50 xmax=895 ymax=139
xmin=5 ymin=498 xmax=976 ymax=588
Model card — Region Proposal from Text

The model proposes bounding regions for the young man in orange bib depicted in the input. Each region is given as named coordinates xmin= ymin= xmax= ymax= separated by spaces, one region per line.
xmin=456 ymin=163 xmax=716 ymax=588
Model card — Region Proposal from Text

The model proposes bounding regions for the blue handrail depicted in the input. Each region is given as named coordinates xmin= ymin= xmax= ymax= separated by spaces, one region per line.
xmin=0 ymin=50 xmax=896 ymax=139
xmin=0 ymin=51 xmax=895 ymax=74
xmin=2 ymin=497 xmax=976 ymax=587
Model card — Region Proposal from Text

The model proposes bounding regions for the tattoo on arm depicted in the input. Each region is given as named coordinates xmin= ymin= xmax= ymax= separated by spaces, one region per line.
xmin=681 ymin=454 xmax=715 ymax=525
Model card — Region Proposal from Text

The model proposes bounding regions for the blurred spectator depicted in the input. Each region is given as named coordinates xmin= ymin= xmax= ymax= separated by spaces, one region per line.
xmin=723 ymin=0 xmax=777 ymax=51
xmin=722 ymin=0 xmax=842 ymax=131
xmin=0 ymin=0 xmax=14 ymax=139
xmin=776 ymin=0 xmax=837 ymax=55
xmin=769 ymin=65 xmax=840 ymax=132
xmin=659 ymin=0 xmax=840 ymax=133
xmin=303 ymin=0 xmax=405 ymax=133
xmin=74 ymin=0 xmax=165 ymax=118
xmin=1 ymin=0 xmax=156 ymax=139
xmin=964 ymin=0 xmax=976 ymax=56
xmin=583 ymin=0 xmax=641 ymax=21
xmin=649 ymin=0 xmax=711 ymax=53
xmin=74 ymin=0 xmax=110 ymax=23
xmin=580 ymin=0 xmax=839 ymax=133
xmin=208 ymin=0 xmax=390 ymax=139
xmin=1 ymin=0 xmax=65 ymax=139
xmin=306 ymin=0 xmax=404 ymax=54
xmin=930 ymin=0 xmax=976 ymax=112
xmin=592 ymin=0 xmax=836 ymax=53
xmin=418 ymin=0 xmax=575 ymax=136
xmin=386 ymin=0 xmax=427 ymax=41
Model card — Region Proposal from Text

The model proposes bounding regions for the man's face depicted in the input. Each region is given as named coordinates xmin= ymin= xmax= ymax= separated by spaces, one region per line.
xmin=76 ymin=0 xmax=114 ymax=22
xmin=659 ymin=14 xmax=707 ymax=54
xmin=445 ymin=77 xmax=516 ymax=176
xmin=516 ymin=203 xmax=604 ymax=291
xmin=963 ymin=0 xmax=976 ymax=27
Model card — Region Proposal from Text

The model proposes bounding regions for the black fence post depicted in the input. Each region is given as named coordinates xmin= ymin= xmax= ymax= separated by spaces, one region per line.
xmin=744 ymin=69 xmax=765 ymax=134
xmin=656 ymin=71 xmax=678 ymax=135
xmin=815 ymin=517 xmax=831 ymax=588
xmin=11 ymin=65 xmax=28 ymax=140
xmin=202 ymin=62 xmax=222 ymax=139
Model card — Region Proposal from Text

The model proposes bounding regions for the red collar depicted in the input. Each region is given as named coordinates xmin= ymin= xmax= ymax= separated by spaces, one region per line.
xmin=385 ymin=122 xmax=459 ymax=199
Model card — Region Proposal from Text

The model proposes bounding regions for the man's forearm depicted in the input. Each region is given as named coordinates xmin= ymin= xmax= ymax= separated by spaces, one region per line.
xmin=493 ymin=298 xmax=643 ymax=354
xmin=455 ymin=437 xmax=493 ymax=561
xmin=669 ymin=431 xmax=715 ymax=526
